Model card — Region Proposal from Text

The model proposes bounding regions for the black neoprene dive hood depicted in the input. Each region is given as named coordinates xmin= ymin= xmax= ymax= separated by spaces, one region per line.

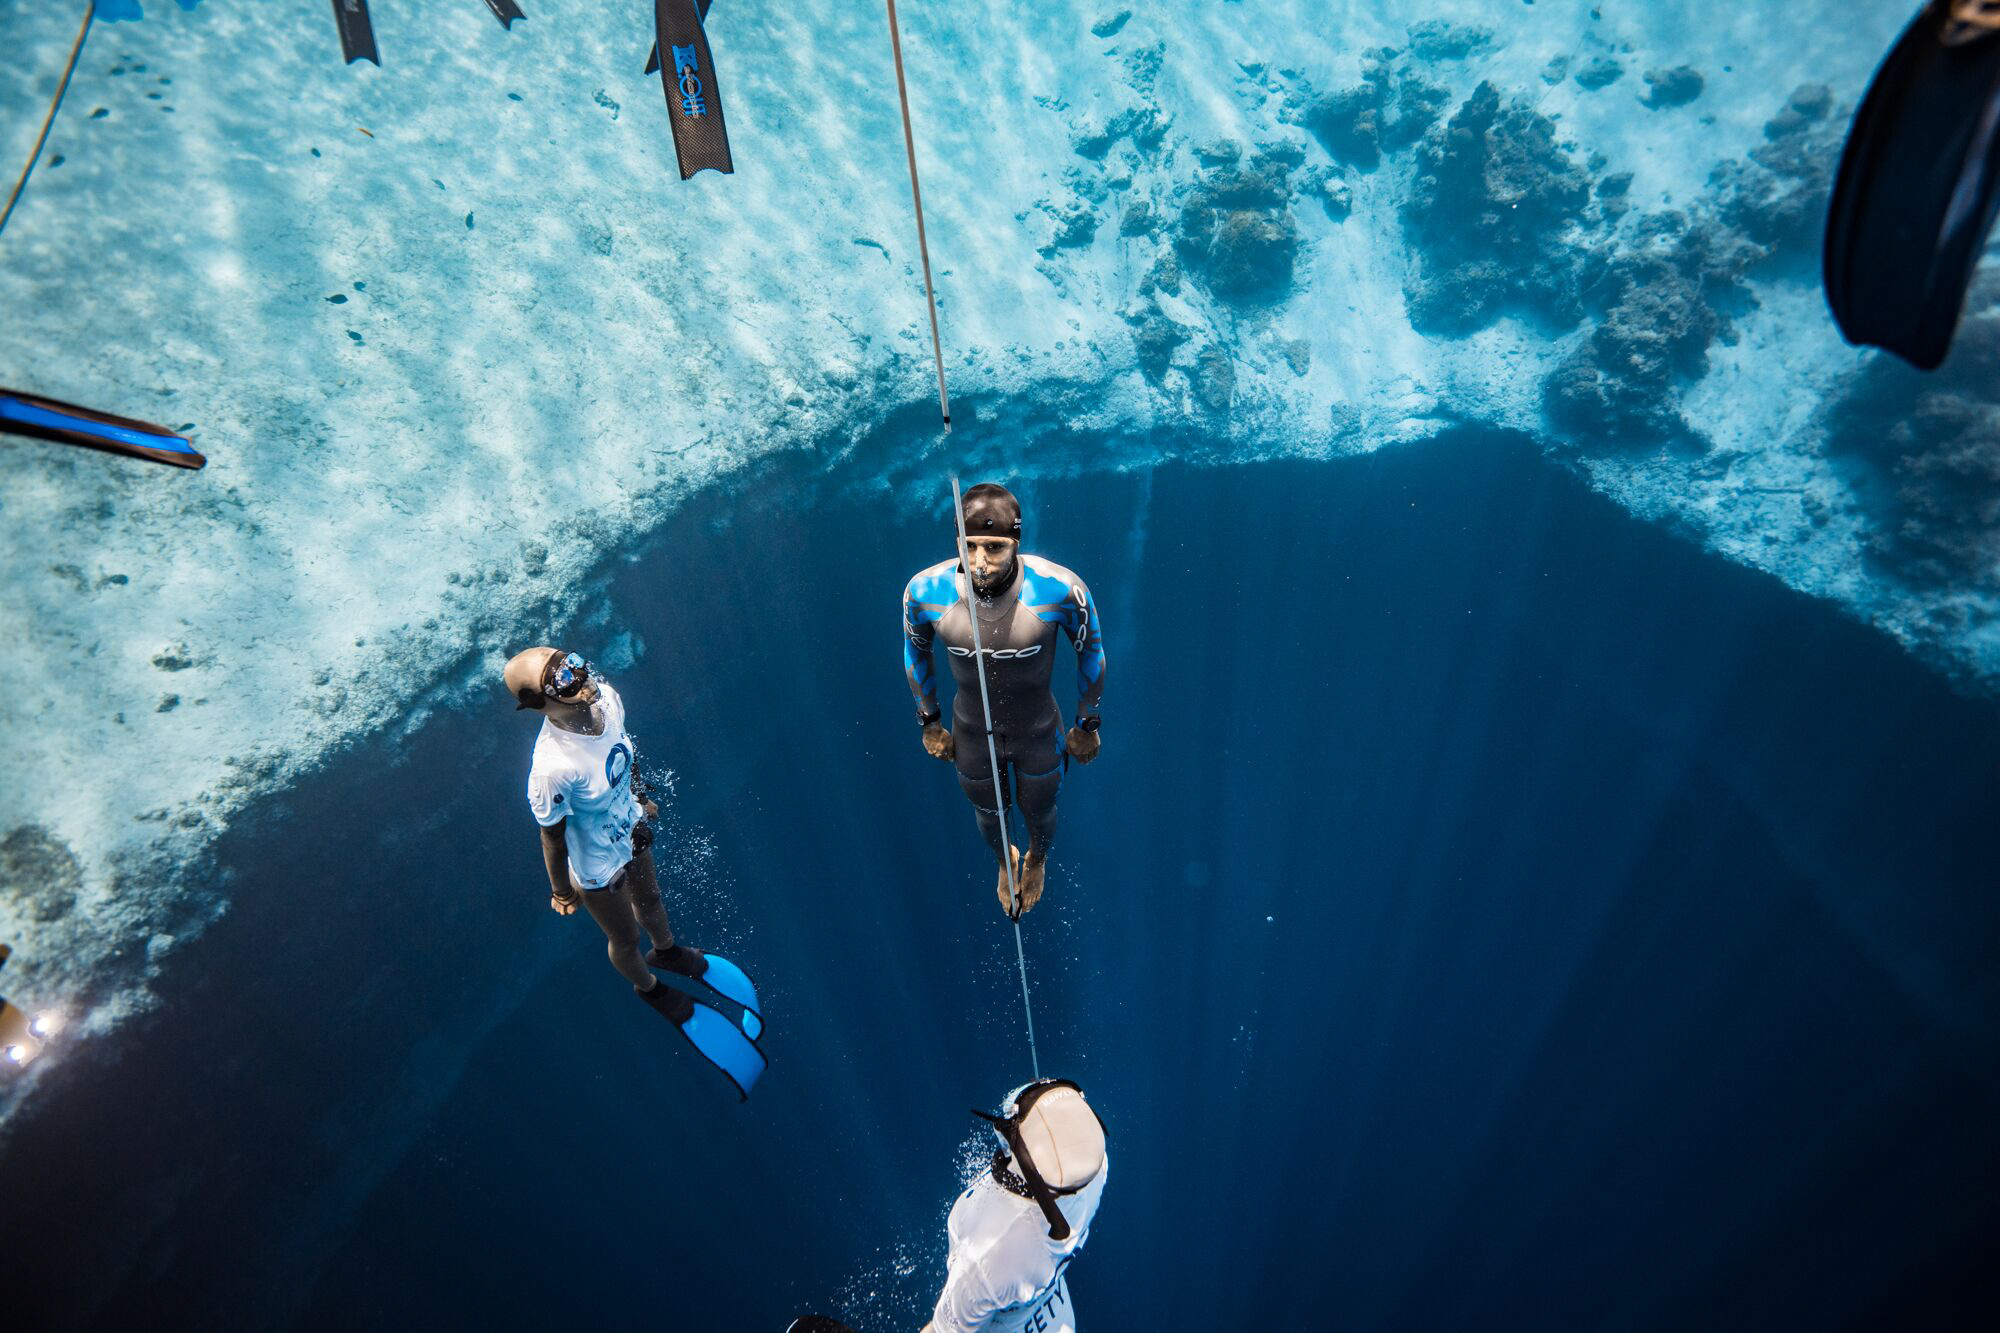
xmin=960 ymin=483 xmax=1023 ymax=543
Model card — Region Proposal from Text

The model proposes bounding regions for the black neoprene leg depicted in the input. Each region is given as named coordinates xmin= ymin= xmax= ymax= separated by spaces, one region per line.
xmin=954 ymin=768 xmax=1010 ymax=861
xmin=1014 ymin=763 xmax=1062 ymax=857
xmin=622 ymin=845 xmax=675 ymax=953
xmin=579 ymin=877 xmax=653 ymax=989
xmin=953 ymin=722 xmax=1010 ymax=862
xmin=953 ymin=725 xmax=1064 ymax=861
xmin=1012 ymin=729 xmax=1065 ymax=858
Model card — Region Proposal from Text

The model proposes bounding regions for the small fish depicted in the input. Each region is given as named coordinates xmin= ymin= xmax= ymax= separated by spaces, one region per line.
xmin=357 ymin=127 xmax=374 ymax=138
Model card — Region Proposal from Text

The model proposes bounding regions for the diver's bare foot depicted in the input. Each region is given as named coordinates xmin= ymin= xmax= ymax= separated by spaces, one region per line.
xmin=995 ymin=845 xmax=1023 ymax=917
xmin=1018 ymin=851 xmax=1048 ymax=916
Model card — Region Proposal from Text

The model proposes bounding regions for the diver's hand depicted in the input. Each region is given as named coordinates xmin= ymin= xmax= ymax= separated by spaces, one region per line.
xmin=631 ymin=773 xmax=659 ymax=820
xmin=922 ymin=722 xmax=956 ymax=761
xmin=1066 ymin=725 xmax=1101 ymax=764
xmin=550 ymin=885 xmax=580 ymax=916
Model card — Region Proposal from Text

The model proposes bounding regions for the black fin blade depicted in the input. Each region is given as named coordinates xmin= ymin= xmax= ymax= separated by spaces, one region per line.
xmin=331 ymin=0 xmax=379 ymax=66
xmin=645 ymin=0 xmax=710 ymax=74
xmin=1826 ymin=5 xmax=2000 ymax=368
xmin=655 ymin=0 xmax=732 ymax=179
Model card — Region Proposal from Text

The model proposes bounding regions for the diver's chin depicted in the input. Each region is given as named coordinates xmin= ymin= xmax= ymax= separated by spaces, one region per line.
xmin=971 ymin=564 xmax=1015 ymax=597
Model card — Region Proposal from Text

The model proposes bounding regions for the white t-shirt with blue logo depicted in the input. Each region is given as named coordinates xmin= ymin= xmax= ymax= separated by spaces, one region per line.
xmin=526 ymin=681 xmax=642 ymax=890
xmin=928 ymin=1157 xmax=1107 ymax=1333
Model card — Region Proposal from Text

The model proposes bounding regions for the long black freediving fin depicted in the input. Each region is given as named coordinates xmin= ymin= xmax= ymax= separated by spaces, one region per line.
xmin=651 ymin=0 xmax=733 ymax=178
xmin=786 ymin=1319 xmax=860 ymax=1333
xmin=331 ymin=0 xmax=379 ymax=67
xmin=645 ymin=0 xmax=712 ymax=75
xmin=0 ymin=388 xmax=206 ymax=469
xmin=1825 ymin=2 xmax=2000 ymax=369
xmin=482 ymin=0 xmax=526 ymax=28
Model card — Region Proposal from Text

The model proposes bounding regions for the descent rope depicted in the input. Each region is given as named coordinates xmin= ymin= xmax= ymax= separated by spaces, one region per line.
xmin=884 ymin=0 xmax=952 ymax=430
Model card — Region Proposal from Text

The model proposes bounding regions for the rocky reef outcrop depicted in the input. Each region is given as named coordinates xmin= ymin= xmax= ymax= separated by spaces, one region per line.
xmin=1825 ymin=280 xmax=2000 ymax=601
xmin=1545 ymin=83 xmax=1843 ymax=445
xmin=1400 ymin=81 xmax=1593 ymax=335
xmin=1172 ymin=142 xmax=1306 ymax=305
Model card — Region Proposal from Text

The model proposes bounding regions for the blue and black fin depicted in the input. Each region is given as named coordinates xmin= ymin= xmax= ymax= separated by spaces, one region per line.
xmin=653 ymin=949 xmax=762 ymax=1043
xmin=640 ymin=983 xmax=766 ymax=1100
xmin=651 ymin=0 xmax=732 ymax=178
xmin=645 ymin=0 xmax=711 ymax=74
xmin=482 ymin=0 xmax=526 ymax=29
xmin=1 ymin=389 xmax=204 ymax=469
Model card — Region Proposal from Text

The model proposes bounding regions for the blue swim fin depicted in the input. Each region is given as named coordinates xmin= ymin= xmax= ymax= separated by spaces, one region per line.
xmin=694 ymin=952 xmax=761 ymax=1033
xmin=677 ymin=1001 xmax=766 ymax=1100
xmin=651 ymin=947 xmax=762 ymax=1041
xmin=640 ymin=983 xmax=765 ymax=1099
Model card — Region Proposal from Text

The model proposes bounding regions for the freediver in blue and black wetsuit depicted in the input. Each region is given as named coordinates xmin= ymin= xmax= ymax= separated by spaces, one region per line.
xmin=902 ymin=485 xmax=1106 ymax=918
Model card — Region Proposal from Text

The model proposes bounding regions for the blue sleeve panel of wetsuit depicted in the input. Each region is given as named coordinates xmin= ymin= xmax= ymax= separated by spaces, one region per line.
xmin=1019 ymin=560 xmax=1106 ymax=721
xmin=902 ymin=561 xmax=958 ymax=722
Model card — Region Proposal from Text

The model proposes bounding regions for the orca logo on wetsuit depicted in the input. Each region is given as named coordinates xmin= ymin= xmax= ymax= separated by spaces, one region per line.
xmin=605 ymin=743 xmax=632 ymax=788
xmin=947 ymin=645 xmax=1044 ymax=659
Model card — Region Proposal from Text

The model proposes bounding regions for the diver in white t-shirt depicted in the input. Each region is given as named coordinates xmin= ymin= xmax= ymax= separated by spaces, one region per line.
xmin=926 ymin=1079 xmax=1108 ymax=1333
xmin=787 ymin=1080 xmax=1106 ymax=1333
xmin=505 ymin=646 xmax=767 ymax=1099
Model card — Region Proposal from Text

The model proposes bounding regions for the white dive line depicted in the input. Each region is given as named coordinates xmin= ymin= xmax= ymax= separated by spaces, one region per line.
xmin=885 ymin=0 xmax=952 ymax=431
xmin=951 ymin=475 xmax=1040 ymax=1078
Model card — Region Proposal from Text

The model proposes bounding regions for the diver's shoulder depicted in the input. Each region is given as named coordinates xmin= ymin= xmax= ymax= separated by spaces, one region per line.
xmin=906 ymin=558 xmax=960 ymax=601
xmin=1018 ymin=554 xmax=1085 ymax=602
xmin=528 ymin=725 xmax=575 ymax=780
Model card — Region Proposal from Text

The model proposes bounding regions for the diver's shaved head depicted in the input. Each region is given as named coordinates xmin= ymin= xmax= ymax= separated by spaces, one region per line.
xmin=504 ymin=646 xmax=561 ymax=711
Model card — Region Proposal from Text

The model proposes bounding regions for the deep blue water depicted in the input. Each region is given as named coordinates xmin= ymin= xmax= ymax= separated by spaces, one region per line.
xmin=2 ymin=435 xmax=1996 ymax=1330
